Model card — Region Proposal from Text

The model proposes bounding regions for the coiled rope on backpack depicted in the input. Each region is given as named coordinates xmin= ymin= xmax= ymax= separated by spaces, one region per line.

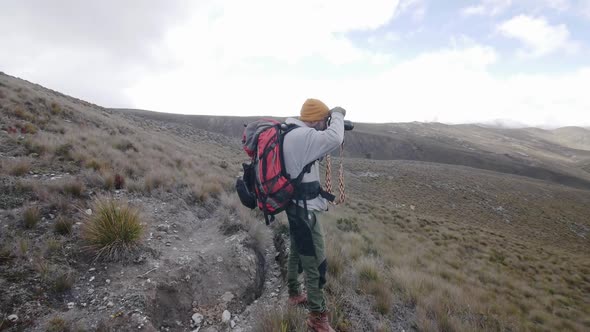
xmin=324 ymin=143 xmax=346 ymax=205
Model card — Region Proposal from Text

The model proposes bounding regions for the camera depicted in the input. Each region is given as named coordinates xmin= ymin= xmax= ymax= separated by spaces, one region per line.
xmin=344 ymin=120 xmax=354 ymax=131
xmin=326 ymin=117 xmax=354 ymax=131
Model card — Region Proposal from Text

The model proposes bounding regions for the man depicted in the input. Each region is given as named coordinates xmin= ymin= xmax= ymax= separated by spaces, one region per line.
xmin=281 ymin=98 xmax=346 ymax=332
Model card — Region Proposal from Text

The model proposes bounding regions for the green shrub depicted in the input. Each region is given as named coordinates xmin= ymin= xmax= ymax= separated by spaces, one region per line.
xmin=82 ymin=198 xmax=143 ymax=260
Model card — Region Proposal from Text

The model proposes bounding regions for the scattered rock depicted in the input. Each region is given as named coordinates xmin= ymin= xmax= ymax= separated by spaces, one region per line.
xmin=222 ymin=310 xmax=231 ymax=324
xmin=191 ymin=313 xmax=204 ymax=327
xmin=89 ymin=276 xmax=95 ymax=282
xmin=85 ymin=209 xmax=92 ymax=216
xmin=106 ymin=279 xmax=111 ymax=284
xmin=8 ymin=314 xmax=18 ymax=322
xmin=216 ymin=256 xmax=223 ymax=263
xmin=157 ymin=224 xmax=170 ymax=233
xmin=67 ymin=302 xmax=75 ymax=310
xmin=221 ymin=292 xmax=234 ymax=303
xmin=88 ymin=288 xmax=95 ymax=294
xmin=230 ymin=320 xmax=236 ymax=328
xmin=107 ymin=301 xmax=114 ymax=308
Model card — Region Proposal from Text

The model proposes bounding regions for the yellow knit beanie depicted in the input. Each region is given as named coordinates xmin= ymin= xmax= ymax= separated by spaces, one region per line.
xmin=300 ymin=98 xmax=330 ymax=122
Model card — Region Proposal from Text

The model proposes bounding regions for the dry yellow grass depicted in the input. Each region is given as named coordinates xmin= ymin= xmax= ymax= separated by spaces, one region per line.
xmin=10 ymin=159 xmax=31 ymax=176
xmin=82 ymin=197 xmax=144 ymax=261
xmin=254 ymin=305 xmax=307 ymax=332
xmin=23 ymin=205 xmax=41 ymax=229
xmin=323 ymin=203 xmax=590 ymax=331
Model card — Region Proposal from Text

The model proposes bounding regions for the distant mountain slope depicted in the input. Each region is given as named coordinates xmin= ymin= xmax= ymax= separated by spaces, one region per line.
xmin=114 ymin=109 xmax=590 ymax=190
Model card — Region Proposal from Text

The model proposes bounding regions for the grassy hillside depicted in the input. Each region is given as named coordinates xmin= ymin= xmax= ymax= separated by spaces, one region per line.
xmin=0 ymin=73 xmax=268 ymax=331
xmin=116 ymin=109 xmax=590 ymax=191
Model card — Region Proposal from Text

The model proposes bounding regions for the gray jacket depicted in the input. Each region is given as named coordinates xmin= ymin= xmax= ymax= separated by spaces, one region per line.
xmin=282 ymin=112 xmax=345 ymax=211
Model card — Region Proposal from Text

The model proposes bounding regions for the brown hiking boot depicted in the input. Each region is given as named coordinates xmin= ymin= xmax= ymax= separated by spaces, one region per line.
xmin=306 ymin=311 xmax=335 ymax=332
xmin=287 ymin=292 xmax=307 ymax=306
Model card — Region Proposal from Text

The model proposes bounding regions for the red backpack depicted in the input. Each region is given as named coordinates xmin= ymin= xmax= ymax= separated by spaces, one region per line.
xmin=236 ymin=119 xmax=311 ymax=224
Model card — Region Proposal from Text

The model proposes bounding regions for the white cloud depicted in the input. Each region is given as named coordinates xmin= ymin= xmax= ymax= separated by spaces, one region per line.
xmin=461 ymin=0 xmax=571 ymax=16
xmin=542 ymin=0 xmax=570 ymax=11
xmin=128 ymin=39 xmax=590 ymax=128
xmin=2 ymin=1 xmax=590 ymax=129
xmin=124 ymin=3 xmax=590 ymax=128
xmin=461 ymin=0 xmax=512 ymax=16
xmin=581 ymin=0 xmax=590 ymax=18
xmin=0 ymin=0 xmax=194 ymax=106
xmin=497 ymin=15 xmax=579 ymax=57
xmin=397 ymin=0 xmax=427 ymax=21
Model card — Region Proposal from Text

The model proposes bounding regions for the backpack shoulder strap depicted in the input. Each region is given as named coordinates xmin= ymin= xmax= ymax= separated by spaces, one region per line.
xmin=278 ymin=122 xmax=303 ymax=180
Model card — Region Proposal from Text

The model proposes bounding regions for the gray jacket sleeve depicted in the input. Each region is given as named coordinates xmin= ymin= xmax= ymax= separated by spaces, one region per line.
xmin=299 ymin=112 xmax=345 ymax=166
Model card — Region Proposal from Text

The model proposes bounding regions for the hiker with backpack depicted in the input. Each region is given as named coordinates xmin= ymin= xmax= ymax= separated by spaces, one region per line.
xmin=237 ymin=98 xmax=347 ymax=332
xmin=282 ymin=98 xmax=346 ymax=332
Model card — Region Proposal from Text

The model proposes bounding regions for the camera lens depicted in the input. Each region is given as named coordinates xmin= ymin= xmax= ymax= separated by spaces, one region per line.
xmin=344 ymin=120 xmax=354 ymax=131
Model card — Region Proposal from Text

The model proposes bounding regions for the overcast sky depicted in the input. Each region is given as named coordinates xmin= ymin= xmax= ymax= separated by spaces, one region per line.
xmin=2 ymin=0 xmax=590 ymax=128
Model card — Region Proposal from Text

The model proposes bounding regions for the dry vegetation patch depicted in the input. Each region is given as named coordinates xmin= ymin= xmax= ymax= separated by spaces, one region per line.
xmin=82 ymin=197 xmax=144 ymax=261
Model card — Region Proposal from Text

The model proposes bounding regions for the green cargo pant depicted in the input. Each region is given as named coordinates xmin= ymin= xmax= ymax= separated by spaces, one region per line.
xmin=286 ymin=203 xmax=328 ymax=313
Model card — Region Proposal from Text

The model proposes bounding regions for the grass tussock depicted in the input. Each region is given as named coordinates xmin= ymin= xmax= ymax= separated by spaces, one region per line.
xmin=52 ymin=271 xmax=75 ymax=293
xmin=54 ymin=216 xmax=73 ymax=235
xmin=23 ymin=136 xmax=48 ymax=155
xmin=54 ymin=142 xmax=73 ymax=159
xmin=254 ymin=305 xmax=307 ymax=332
xmin=356 ymin=257 xmax=380 ymax=282
xmin=46 ymin=316 xmax=69 ymax=332
xmin=336 ymin=217 xmax=360 ymax=233
xmin=50 ymin=102 xmax=62 ymax=115
xmin=17 ymin=237 xmax=30 ymax=257
xmin=23 ymin=122 xmax=38 ymax=134
xmin=144 ymin=171 xmax=169 ymax=193
xmin=46 ymin=237 xmax=62 ymax=255
xmin=61 ymin=178 xmax=85 ymax=197
xmin=12 ymin=106 xmax=34 ymax=121
xmin=82 ymin=197 xmax=143 ymax=261
xmin=0 ymin=246 xmax=14 ymax=263
xmin=326 ymin=239 xmax=345 ymax=278
xmin=85 ymin=159 xmax=107 ymax=171
xmin=9 ymin=159 xmax=31 ymax=176
xmin=23 ymin=205 xmax=41 ymax=229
